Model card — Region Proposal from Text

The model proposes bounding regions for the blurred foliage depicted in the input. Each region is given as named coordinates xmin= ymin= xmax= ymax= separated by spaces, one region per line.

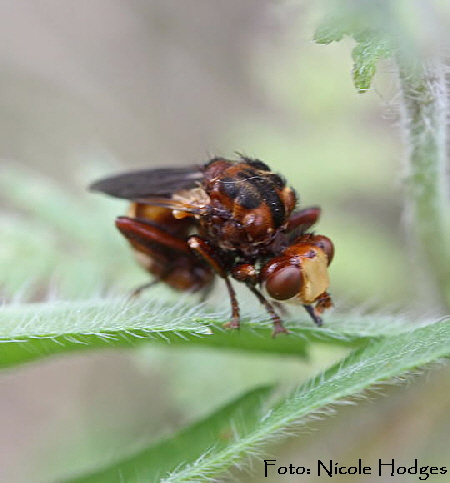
xmin=314 ymin=0 xmax=392 ymax=92
xmin=0 ymin=163 xmax=155 ymax=304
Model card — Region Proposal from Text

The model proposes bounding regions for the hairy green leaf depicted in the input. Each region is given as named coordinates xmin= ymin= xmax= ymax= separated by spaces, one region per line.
xmin=0 ymin=298 xmax=397 ymax=369
xmin=159 ymin=318 xmax=450 ymax=481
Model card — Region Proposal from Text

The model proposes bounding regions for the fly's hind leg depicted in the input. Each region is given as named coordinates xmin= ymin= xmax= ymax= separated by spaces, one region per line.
xmin=188 ymin=236 xmax=240 ymax=329
xmin=129 ymin=280 xmax=160 ymax=299
xmin=129 ymin=265 xmax=179 ymax=299
xmin=115 ymin=216 xmax=194 ymax=298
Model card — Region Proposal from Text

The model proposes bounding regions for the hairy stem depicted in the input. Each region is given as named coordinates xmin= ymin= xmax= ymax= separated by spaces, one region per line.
xmin=396 ymin=54 xmax=450 ymax=311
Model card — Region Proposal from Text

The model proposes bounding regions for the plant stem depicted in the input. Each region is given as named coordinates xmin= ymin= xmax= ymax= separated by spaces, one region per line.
xmin=396 ymin=54 xmax=450 ymax=311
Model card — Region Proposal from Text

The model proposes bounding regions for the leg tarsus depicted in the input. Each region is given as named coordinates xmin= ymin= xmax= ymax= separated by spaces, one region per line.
xmin=223 ymin=318 xmax=240 ymax=330
xmin=271 ymin=321 xmax=290 ymax=338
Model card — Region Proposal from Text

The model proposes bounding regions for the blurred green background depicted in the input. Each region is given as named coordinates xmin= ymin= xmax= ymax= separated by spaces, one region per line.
xmin=1 ymin=1 xmax=450 ymax=482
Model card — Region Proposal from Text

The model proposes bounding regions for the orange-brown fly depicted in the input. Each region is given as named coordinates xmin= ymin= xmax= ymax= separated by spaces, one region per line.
xmin=90 ymin=156 xmax=334 ymax=335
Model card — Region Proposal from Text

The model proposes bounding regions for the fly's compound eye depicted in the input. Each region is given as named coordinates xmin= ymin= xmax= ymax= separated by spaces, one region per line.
xmin=265 ymin=265 xmax=302 ymax=301
xmin=312 ymin=235 xmax=334 ymax=265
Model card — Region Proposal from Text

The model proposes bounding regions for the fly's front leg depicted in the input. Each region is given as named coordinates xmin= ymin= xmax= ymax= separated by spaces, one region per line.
xmin=247 ymin=285 xmax=289 ymax=337
xmin=188 ymin=236 xmax=240 ymax=329
xmin=303 ymin=304 xmax=323 ymax=327
xmin=303 ymin=292 xmax=333 ymax=326
xmin=231 ymin=263 xmax=289 ymax=336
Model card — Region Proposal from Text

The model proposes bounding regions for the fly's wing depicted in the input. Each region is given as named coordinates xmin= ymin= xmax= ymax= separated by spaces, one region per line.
xmin=89 ymin=166 xmax=203 ymax=199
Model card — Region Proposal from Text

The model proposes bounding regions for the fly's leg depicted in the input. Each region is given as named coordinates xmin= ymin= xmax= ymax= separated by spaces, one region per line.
xmin=188 ymin=236 xmax=240 ymax=329
xmin=130 ymin=272 xmax=215 ymax=302
xmin=116 ymin=216 xmax=193 ymax=256
xmin=222 ymin=279 xmax=240 ymax=329
xmin=116 ymin=215 xmax=190 ymax=298
xmin=129 ymin=280 xmax=160 ymax=299
xmin=230 ymin=263 xmax=288 ymax=336
xmin=116 ymin=216 xmax=212 ymax=297
xmin=303 ymin=304 xmax=323 ymax=326
xmin=285 ymin=206 xmax=321 ymax=234
xmin=273 ymin=301 xmax=289 ymax=318
xmin=246 ymin=285 xmax=289 ymax=337
xmin=303 ymin=292 xmax=333 ymax=326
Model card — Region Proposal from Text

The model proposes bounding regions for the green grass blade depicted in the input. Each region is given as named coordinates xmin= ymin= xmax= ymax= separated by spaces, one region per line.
xmin=66 ymin=385 xmax=275 ymax=483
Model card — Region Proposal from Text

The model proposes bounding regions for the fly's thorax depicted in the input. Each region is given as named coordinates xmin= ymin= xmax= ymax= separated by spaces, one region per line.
xmin=202 ymin=160 xmax=297 ymax=249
